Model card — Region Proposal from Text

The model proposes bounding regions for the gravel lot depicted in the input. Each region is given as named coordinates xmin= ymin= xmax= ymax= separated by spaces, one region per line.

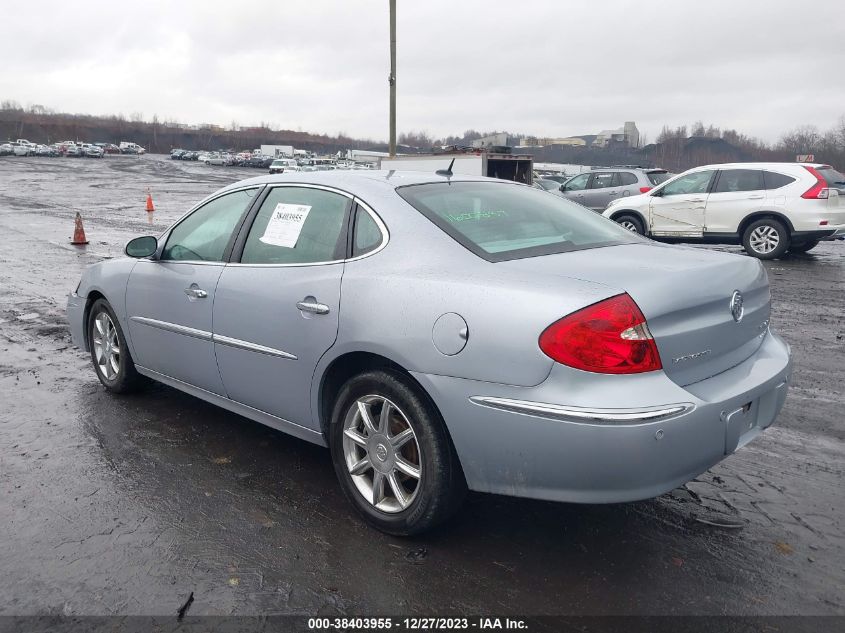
xmin=0 ymin=154 xmax=843 ymax=616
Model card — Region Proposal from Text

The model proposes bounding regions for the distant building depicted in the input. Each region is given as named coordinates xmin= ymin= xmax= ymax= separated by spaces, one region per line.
xmin=593 ymin=122 xmax=639 ymax=148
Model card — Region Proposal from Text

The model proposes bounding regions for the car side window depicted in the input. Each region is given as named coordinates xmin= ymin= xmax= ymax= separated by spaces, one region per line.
xmin=564 ymin=173 xmax=590 ymax=191
xmin=714 ymin=169 xmax=763 ymax=193
xmin=162 ymin=188 xmax=258 ymax=262
xmin=763 ymin=171 xmax=796 ymax=190
xmin=590 ymin=172 xmax=615 ymax=189
xmin=618 ymin=172 xmax=638 ymax=186
xmin=241 ymin=187 xmax=351 ymax=265
xmin=660 ymin=171 xmax=714 ymax=196
xmin=352 ymin=206 xmax=384 ymax=257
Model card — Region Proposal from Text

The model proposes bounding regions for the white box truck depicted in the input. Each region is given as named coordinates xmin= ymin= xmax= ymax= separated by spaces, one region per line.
xmin=379 ymin=153 xmax=533 ymax=184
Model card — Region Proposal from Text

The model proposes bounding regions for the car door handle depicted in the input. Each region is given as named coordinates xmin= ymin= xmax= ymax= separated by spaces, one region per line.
xmin=747 ymin=195 xmax=764 ymax=199
xmin=689 ymin=198 xmax=705 ymax=203
xmin=184 ymin=287 xmax=208 ymax=299
xmin=296 ymin=300 xmax=330 ymax=315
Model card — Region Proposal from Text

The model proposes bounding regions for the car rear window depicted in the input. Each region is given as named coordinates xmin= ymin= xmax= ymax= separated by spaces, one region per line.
xmin=396 ymin=181 xmax=639 ymax=262
xmin=647 ymin=171 xmax=670 ymax=185
xmin=817 ymin=167 xmax=845 ymax=187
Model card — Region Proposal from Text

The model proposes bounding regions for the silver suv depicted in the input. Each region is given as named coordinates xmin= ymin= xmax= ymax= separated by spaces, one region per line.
xmin=559 ymin=167 xmax=670 ymax=211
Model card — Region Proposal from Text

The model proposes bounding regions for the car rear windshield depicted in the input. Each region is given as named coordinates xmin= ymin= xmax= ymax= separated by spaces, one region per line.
xmin=647 ymin=171 xmax=670 ymax=185
xmin=396 ymin=181 xmax=639 ymax=262
xmin=817 ymin=166 xmax=845 ymax=187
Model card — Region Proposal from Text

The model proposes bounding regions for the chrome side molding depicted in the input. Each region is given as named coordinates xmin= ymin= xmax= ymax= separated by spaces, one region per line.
xmin=130 ymin=316 xmax=297 ymax=360
xmin=130 ymin=316 xmax=212 ymax=341
xmin=213 ymin=334 xmax=297 ymax=360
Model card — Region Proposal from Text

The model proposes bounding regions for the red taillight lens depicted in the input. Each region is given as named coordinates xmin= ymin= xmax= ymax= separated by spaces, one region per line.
xmin=801 ymin=166 xmax=830 ymax=199
xmin=639 ymin=186 xmax=652 ymax=193
xmin=539 ymin=293 xmax=662 ymax=374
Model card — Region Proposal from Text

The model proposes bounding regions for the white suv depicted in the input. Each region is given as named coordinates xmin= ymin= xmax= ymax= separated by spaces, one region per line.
xmin=602 ymin=162 xmax=845 ymax=258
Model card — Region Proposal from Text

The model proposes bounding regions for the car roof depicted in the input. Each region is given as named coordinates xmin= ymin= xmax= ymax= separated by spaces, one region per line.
xmin=686 ymin=162 xmax=831 ymax=171
xmin=217 ymin=170 xmax=500 ymax=197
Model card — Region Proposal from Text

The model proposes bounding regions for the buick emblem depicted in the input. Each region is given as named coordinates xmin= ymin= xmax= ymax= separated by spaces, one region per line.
xmin=730 ymin=290 xmax=744 ymax=323
xmin=375 ymin=443 xmax=388 ymax=462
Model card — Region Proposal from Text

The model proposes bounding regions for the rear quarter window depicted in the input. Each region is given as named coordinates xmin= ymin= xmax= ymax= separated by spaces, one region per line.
xmin=763 ymin=171 xmax=796 ymax=190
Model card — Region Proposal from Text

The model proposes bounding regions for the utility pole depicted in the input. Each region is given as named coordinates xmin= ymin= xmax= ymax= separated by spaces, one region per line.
xmin=388 ymin=0 xmax=396 ymax=157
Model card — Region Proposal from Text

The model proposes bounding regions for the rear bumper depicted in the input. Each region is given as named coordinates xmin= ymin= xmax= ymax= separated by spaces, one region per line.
xmin=412 ymin=331 xmax=791 ymax=503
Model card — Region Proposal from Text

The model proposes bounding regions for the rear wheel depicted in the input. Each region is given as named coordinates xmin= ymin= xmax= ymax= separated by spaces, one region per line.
xmin=615 ymin=213 xmax=645 ymax=234
xmin=742 ymin=218 xmax=790 ymax=259
xmin=788 ymin=239 xmax=819 ymax=254
xmin=329 ymin=369 xmax=466 ymax=535
xmin=87 ymin=299 xmax=146 ymax=393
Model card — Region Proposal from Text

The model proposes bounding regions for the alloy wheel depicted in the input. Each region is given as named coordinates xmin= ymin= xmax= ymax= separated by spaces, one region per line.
xmin=342 ymin=395 xmax=422 ymax=513
xmin=620 ymin=220 xmax=639 ymax=232
xmin=749 ymin=225 xmax=780 ymax=254
xmin=91 ymin=312 xmax=120 ymax=380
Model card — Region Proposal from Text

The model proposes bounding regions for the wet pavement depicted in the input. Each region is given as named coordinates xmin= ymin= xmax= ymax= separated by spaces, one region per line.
xmin=0 ymin=155 xmax=843 ymax=616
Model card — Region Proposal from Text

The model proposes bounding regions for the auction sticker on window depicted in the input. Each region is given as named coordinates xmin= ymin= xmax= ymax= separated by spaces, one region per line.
xmin=260 ymin=203 xmax=311 ymax=248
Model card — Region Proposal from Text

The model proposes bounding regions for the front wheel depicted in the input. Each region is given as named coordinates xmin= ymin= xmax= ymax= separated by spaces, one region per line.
xmin=87 ymin=299 xmax=146 ymax=393
xmin=614 ymin=213 xmax=645 ymax=234
xmin=329 ymin=369 xmax=466 ymax=535
xmin=742 ymin=218 xmax=790 ymax=259
xmin=788 ymin=239 xmax=819 ymax=254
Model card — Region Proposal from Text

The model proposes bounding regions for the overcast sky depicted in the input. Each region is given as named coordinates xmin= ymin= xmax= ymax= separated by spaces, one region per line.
xmin=2 ymin=0 xmax=843 ymax=144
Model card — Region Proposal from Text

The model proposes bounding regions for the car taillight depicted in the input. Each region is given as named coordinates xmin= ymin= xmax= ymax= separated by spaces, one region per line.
xmin=539 ymin=293 xmax=662 ymax=374
xmin=639 ymin=186 xmax=652 ymax=193
xmin=802 ymin=166 xmax=830 ymax=199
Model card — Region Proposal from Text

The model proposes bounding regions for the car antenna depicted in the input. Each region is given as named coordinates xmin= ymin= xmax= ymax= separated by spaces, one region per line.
xmin=436 ymin=158 xmax=455 ymax=178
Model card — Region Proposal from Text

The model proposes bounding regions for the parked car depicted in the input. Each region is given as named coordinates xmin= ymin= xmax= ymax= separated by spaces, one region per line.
xmin=97 ymin=143 xmax=121 ymax=154
xmin=205 ymin=153 xmax=233 ymax=166
xmin=67 ymin=171 xmax=792 ymax=535
xmin=65 ymin=144 xmax=83 ymax=157
xmin=246 ymin=156 xmax=272 ymax=168
xmin=36 ymin=144 xmax=58 ymax=157
xmin=12 ymin=142 xmax=34 ymax=156
xmin=560 ymin=168 xmax=671 ymax=211
xmin=0 ymin=143 xmax=13 ymax=156
xmin=171 ymin=149 xmax=186 ymax=159
xmin=268 ymin=159 xmax=290 ymax=174
xmin=537 ymin=174 xmax=570 ymax=184
xmin=534 ymin=178 xmax=563 ymax=192
xmin=603 ymin=162 xmax=845 ymax=258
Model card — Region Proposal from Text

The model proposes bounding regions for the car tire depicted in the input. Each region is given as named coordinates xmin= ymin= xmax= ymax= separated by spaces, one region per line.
xmin=615 ymin=213 xmax=645 ymax=234
xmin=788 ymin=239 xmax=819 ymax=254
xmin=329 ymin=369 xmax=466 ymax=536
xmin=87 ymin=298 xmax=146 ymax=394
xmin=742 ymin=218 xmax=790 ymax=259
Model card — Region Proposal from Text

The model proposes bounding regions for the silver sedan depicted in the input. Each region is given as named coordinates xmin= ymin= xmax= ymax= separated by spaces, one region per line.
xmin=67 ymin=171 xmax=792 ymax=534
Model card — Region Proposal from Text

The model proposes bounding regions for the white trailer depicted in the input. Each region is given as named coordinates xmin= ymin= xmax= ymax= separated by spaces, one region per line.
xmin=260 ymin=144 xmax=294 ymax=158
xmin=379 ymin=153 xmax=533 ymax=184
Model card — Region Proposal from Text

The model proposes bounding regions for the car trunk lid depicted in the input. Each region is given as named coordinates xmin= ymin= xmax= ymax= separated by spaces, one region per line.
xmin=502 ymin=243 xmax=771 ymax=386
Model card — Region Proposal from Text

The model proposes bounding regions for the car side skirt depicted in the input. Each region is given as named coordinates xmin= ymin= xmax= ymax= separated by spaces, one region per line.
xmin=135 ymin=365 xmax=327 ymax=447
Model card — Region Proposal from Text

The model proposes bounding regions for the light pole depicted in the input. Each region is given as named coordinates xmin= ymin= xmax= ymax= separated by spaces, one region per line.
xmin=388 ymin=0 xmax=396 ymax=157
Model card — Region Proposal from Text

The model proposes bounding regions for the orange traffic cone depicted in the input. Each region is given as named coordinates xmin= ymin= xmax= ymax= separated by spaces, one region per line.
xmin=71 ymin=212 xmax=89 ymax=245
xmin=145 ymin=188 xmax=155 ymax=212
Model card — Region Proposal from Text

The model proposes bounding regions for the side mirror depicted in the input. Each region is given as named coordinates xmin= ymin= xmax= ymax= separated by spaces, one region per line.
xmin=651 ymin=188 xmax=664 ymax=197
xmin=125 ymin=235 xmax=158 ymax=258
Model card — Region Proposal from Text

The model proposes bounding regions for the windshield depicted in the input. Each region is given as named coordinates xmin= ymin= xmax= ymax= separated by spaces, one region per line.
xmin=397 ymin=181 xmax=640 ymax=262
xmin=647 ymin=171 xmax=670 ymax=185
